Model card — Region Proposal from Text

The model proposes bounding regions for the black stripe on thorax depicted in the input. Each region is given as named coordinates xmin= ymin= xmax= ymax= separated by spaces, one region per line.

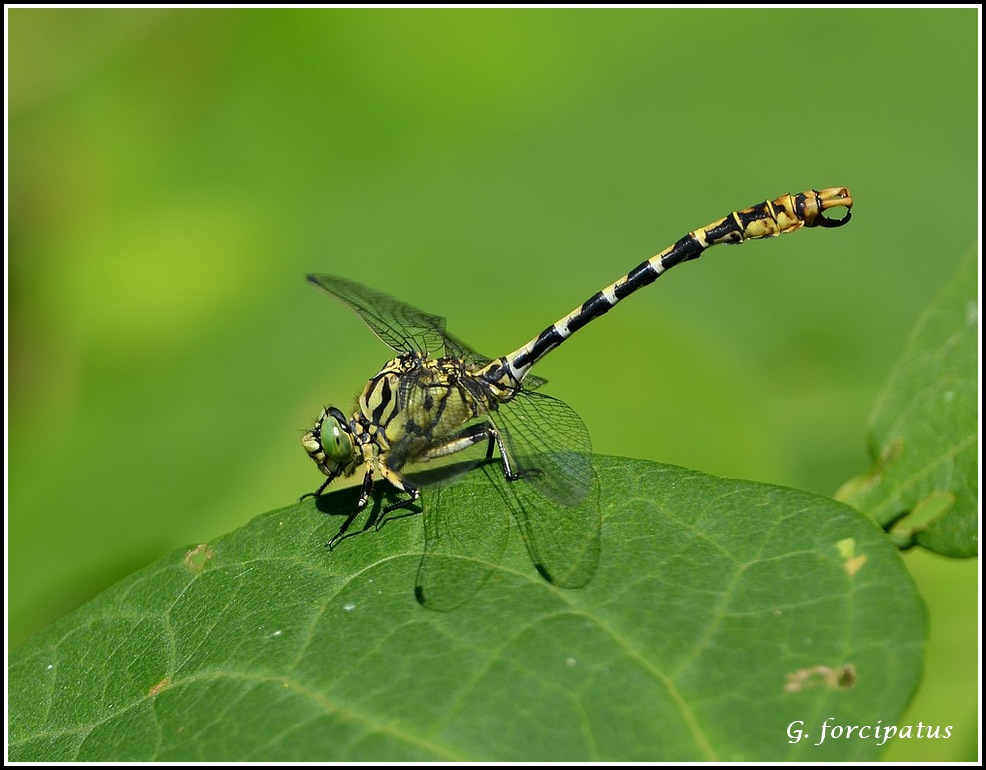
xmin=367 ymin=372 xmax=395 ymax=425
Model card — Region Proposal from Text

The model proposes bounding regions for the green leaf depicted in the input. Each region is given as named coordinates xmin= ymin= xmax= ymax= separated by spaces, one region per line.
xmin=837 ymin=250 xmax=978 ymax=557
xmin=9 ymin=457 xmax=923 ymax=761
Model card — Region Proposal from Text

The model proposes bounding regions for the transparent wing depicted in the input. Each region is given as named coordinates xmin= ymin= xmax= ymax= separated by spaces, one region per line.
xmin=410 ymin=390 xmax=601 ymax=604
xmin=415 ymin=461 xmax=510 ymax=611
xmin=416 ymin=452 xmax=599 ymax=606
xmin=489 ymin=389 xmax=600 ymax=587
xmin=307 ymin=274 xmax=547 ymax=383
xmin=500 ymin=459 xmax=600 ymax=589
xmin=440 ymin=326 xmax=549 ymax=389
xmin=431 ymin=325 xmax=493 ymax=370
xmin=494 ymin=389 xmax=594 ymax=506
xmin=308 ymin=274 xmax=548 ymax=389
xmin=308 ymin=274 xmax=451 ymax=355
xmin=395 ymin=417 xmax=506 ymax=611
xmin=406 ymin=378 xmax=597 ymax=597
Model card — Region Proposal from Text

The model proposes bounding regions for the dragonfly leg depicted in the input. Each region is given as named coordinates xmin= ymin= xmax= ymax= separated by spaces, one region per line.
xmin=376 ymin=458 xmax=422 ymax=514
xmin=430 ymin=421 xmax=544 ymax=484
xmin=419 ymin=423 xmax=495 ymax=461
xmin=326 ymin=506 xmax=363 ymax=550
xmin=413 ymin=421 xmax=536 ymax=484
xmin=417 ymin=422 xmax=524 ymax=480
xmin=327 ymin=458 xmax=422 ymax=547
xmin=325 ymin=463 xmax=376 ymax=549
xmin=300 ymin=474 xmax=334 ymax=502
xmin=481 ymin=424 xmax=544 ymax=484
xmin=381 ymin=483 xmax=421 ymax=514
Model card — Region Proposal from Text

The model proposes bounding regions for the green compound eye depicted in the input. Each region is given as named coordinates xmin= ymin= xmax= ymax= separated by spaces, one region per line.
xmin=322 ymin=413 xmax=353 ymax=464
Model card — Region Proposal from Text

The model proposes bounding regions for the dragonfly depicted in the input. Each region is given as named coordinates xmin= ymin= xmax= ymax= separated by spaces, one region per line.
xmin=302 ymin=187 xmax=853 ymax=608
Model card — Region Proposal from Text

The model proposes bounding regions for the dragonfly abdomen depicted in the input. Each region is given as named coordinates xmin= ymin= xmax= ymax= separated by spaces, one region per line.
xmin=504 ymin=188 xmax=852 ymax=380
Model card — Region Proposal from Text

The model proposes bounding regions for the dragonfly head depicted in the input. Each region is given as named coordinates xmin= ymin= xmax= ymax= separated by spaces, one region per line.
xmin=302 ymin=406 xmax=358 ymax=481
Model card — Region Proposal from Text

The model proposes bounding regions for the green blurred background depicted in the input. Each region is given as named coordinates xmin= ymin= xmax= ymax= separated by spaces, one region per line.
xmin=8 ymin=8 xmax=978 ymax=760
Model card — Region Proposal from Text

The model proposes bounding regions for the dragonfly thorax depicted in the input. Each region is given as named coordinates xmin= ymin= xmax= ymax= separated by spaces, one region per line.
xmin=358 ymin=352 xmax=488 ymax=457
xmin=302 ymin=352 xmax=500 ymax=490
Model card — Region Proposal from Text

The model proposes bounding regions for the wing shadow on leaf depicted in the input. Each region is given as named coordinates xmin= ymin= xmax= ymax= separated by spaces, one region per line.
xmin=415 ymin=460 xmax=601 ymax=611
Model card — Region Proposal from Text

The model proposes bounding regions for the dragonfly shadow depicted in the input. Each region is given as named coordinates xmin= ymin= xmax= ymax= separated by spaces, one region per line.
xmin=310 ymin=485 xmax=422 ymax=549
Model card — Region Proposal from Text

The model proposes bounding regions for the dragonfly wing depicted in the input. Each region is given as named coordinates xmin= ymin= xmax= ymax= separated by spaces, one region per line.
xmin=385 ymin=400 xmax=507 ymax=610
xmin=430 ymin=324 xmax=498 ymax=371
xmin=501 ymin=461 xmax=600 ymax=589
xmin=415 ymin=461 xmax=510 ymax=611
xmin=308 ymin=274 xmax=450 ymax=355
xmin=307 ymin=274 xmax=506 ymax=372
xmin=494 ymin=389 xmax=593 ymax=506
xmin=487 ymin=389 xmax=600 ymax=588
xmin=440 ymin=326 xmax=548 ymax=388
